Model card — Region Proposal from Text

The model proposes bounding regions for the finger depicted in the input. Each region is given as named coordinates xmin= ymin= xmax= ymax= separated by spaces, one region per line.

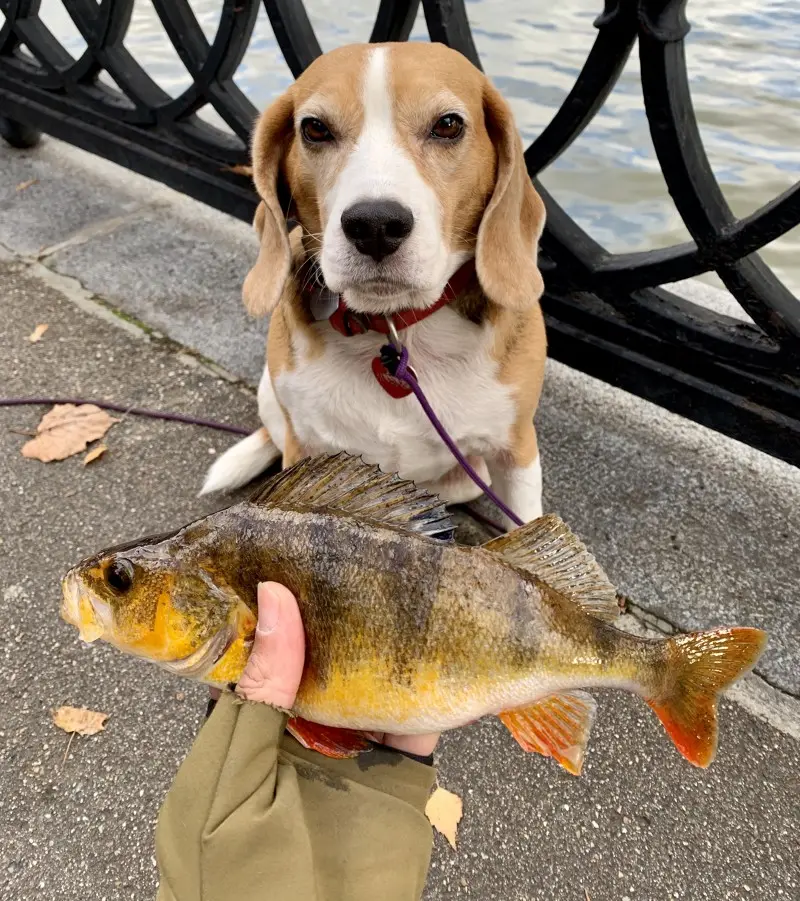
xmin=253 ymin=581 xmax=299 ymax=652
xmin=381 ymin=733 xmax=440 ymax=757
xmin=236 ymin=582 xmax=305 ymax=708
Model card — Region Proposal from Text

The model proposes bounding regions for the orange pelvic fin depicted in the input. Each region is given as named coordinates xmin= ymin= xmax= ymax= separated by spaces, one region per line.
xmin=648 ymin=627 xmax=767 ymax=768
xmin=286 ymin=717 xmax=374 ymax=759
xmin=499 ymin=690 xmax=597 ymax=776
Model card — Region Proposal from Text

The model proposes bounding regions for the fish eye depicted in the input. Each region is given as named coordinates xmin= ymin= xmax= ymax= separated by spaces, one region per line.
xmin=106 ymin=558 xmax=134 ymax=594
xmin=300 ymin=117 xmax=334 ymax=144
xmin=430 ymin=113 xmax=465 ymax=141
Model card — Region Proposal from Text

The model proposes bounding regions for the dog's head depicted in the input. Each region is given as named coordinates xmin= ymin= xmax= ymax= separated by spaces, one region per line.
xmin=244 ymin=42 xmax=545 ymax=317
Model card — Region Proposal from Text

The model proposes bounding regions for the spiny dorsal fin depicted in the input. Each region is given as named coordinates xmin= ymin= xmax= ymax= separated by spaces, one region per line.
xmin=249 ymin=453 xmax=454 ymax=540
xmin=483 ymin=514 xmax=620 ymax=622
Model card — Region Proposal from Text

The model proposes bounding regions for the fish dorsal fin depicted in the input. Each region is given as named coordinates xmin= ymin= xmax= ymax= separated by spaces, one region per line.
xmin=249 ymin=453 xmax=454 ymax=540
xmin=483 ymin=514 xmax=620 ymax=622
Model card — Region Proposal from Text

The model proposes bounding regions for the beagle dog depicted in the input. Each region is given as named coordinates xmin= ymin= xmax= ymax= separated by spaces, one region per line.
xmin=202 ymin=42 xmax=547 ymax=527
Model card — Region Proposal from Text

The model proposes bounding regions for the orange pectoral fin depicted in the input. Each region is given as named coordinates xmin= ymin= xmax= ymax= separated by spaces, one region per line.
xmin=286 ymin=717 xmax=374 ymax=759
xmin=499 ymin=690 xmax=597 ymax=776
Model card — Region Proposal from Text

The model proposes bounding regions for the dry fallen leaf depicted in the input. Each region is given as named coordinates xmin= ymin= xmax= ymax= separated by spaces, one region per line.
xmin=27 ymin=323 xmax=49 ymax=343
xmin=425 ymin=786 xmax=463 ymax=850
xmin=22 ymin=404 xmax=119 ymax=463
xmin=53 ymin=706 xmax=109 ymax=736
xmin=221 ymin=163 xmax=253 ymax=177
xmin=16 ymin=178 xmax=39 ymax=191
xmin=83 ymin=443 xmax=108 ymax=465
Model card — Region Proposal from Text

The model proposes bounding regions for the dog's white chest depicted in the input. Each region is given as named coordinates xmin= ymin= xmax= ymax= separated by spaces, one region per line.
xmin=273 ymin=309 xmax=516 ymax=484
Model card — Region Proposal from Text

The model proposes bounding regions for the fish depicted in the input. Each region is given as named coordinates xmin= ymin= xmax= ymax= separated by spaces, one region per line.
xmin=61 ymin=453 xmax=766 ymax=773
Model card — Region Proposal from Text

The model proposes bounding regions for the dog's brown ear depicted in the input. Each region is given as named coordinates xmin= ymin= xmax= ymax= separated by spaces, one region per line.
xmin=243 ymin=88 xmax=295 ymax=316
xmin=476 ymin=81 xmax=545 ymax=310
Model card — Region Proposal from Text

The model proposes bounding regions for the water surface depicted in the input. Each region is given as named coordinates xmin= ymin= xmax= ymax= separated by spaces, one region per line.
xmin=31 ymin=0 xmax=800 ymax=295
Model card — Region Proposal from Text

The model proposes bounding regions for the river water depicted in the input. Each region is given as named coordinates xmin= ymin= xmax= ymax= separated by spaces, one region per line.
xmin=34 ymin=0 xmax=800 ymax=296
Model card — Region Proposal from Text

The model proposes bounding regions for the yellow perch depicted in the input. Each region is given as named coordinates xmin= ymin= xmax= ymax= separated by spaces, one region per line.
xmin=61 ymin=453 xmax=766 ymax=772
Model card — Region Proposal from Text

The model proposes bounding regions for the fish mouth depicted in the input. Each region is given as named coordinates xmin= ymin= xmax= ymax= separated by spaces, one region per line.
xmin=160 ymin=624 xmax=237 ymax=679
xmin=60 ymin=571 xmax=110 ymax=643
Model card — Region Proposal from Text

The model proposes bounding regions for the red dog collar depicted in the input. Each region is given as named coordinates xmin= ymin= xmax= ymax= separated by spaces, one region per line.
xmin=327 ymin=258 xmax=476 ymax=338
xmin=301 ymin=258 xmax=476 ymax=398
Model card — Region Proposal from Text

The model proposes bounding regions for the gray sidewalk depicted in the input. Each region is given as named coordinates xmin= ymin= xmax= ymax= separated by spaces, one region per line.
xmin=1 ymin=136 xmax=799 ymax=901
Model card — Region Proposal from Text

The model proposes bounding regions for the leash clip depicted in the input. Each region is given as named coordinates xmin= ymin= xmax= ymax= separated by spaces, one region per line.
xmin=373 ymin=323 xmax=417 ymax=399
xmin=386 ymin=318 xmax=404 ymax=353
xmin=382 ymin=321 xmax=416 ymax=382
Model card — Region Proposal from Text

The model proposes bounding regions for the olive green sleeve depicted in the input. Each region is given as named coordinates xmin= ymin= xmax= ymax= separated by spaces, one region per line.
xmin=155 ymin=693 xmax=436 ymax=901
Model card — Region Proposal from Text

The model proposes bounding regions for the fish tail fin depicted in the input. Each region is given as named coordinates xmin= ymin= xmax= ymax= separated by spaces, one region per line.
xmin=647 ymin=627 xmax=767 ymax=768
xmin=200 ymin=427 xmax=279 ymax=495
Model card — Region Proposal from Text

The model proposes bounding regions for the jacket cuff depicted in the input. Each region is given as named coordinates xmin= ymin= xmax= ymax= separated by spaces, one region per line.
xmin=281 ymin=735 xmax=437 ymax=814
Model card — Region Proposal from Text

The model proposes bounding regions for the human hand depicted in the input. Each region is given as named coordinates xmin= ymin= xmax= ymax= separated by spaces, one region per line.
xmin=235 ymin=581 xmax=306 ymax=709
xmin=365 ymin=731 xmax=440 ymax=757
xmin=232 ymin=581 xmax=440 ymax=756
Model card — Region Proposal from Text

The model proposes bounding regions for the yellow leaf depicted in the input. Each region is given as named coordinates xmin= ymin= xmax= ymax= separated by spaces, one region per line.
xmin=220 ymin=163 xmax=253 ymax=177
xmin=22 ymin=404 xmax=119 ymax=463
xmin=53 ymin=706 xmax=109 ymax=736
xmin=83 ymin=443 xmax=108 ymax=465
xmin=27 ymin=323 xmax=49 ymax=343
xmin=425 ymin=786 xmax=463 ymax=850
xmin=16 ymin=178 xmax=39 ymax=191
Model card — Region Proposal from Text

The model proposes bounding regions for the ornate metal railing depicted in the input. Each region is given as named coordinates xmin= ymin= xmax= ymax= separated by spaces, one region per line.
xmin=1 ymin=1 xmax=799 ymax=465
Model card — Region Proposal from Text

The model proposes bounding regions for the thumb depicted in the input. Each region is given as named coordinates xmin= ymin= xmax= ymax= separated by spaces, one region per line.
xmin=236 ymin=582 xmax=305 ymax=708
xmin=254 ymin=579 xmax=285 ymax=640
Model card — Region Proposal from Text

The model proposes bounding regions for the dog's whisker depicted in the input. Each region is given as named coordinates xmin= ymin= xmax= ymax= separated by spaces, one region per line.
xmin=448 ymin=227 xmax=478 ymax=242
xmin=298 ymin=252 xmax=325 ymax=294
xmin=295 ymin=262 xmax=315 ymax=284
xmin=300 ymin=268 xmax=317 ymax=294
xmin=294 ymin=253 xmax=323 ymax=294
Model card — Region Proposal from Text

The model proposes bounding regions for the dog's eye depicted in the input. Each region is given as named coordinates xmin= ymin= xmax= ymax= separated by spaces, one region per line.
xmin=301 ymin=117 xmax=334 ymax=144
xmin=430 ymin=114 xmax=464 ymax=141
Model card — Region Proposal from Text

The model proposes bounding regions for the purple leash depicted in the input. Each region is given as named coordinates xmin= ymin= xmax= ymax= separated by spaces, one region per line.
xmin=0 ymin=397 xmax=251 ymax=435
xmin=388 ymin=341 xmax=524 ymax=529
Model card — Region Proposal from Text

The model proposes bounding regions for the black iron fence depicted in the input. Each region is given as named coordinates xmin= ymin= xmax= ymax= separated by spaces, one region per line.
xmin=1 ymin=1 xmax=798 ymax=465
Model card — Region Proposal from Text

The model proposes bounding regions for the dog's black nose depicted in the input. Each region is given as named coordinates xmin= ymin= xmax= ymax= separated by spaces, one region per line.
xmin=341 ymin=200 xmax=414 ymax=262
